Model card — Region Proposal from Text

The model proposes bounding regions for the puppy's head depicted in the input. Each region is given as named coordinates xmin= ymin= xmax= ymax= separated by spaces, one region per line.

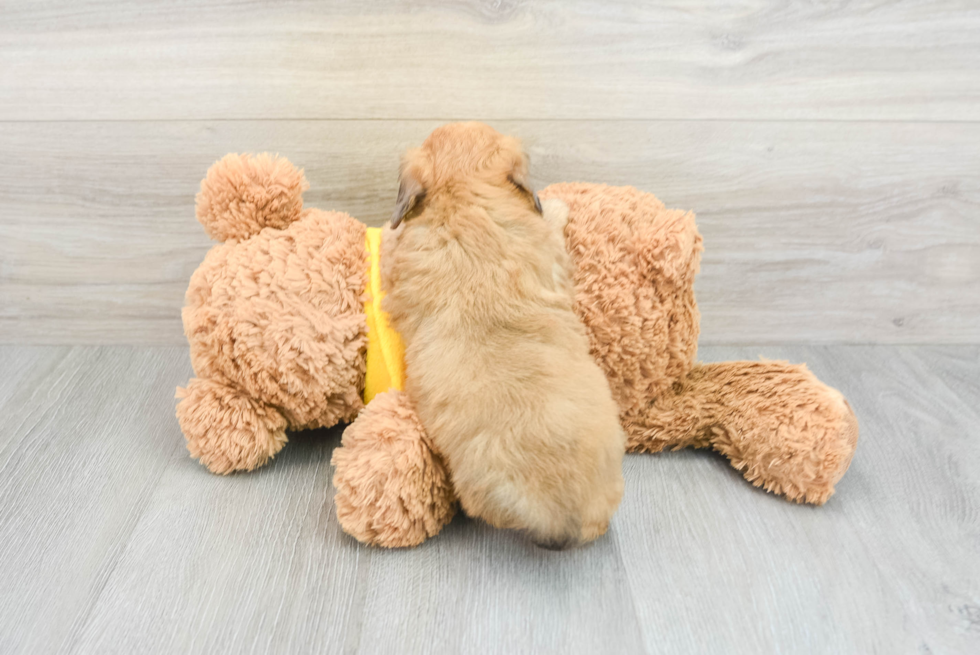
xmin=391 ymin=122 xmax=542 ymax=228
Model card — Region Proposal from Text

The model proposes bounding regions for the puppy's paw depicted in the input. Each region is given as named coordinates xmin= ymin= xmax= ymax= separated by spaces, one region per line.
xmin=540 ymin=197 xmax=569 ymax=233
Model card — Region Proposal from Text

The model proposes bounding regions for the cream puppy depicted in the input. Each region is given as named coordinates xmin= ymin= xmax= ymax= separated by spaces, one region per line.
xmin=381 ymin=123 xmax=625 ymax=548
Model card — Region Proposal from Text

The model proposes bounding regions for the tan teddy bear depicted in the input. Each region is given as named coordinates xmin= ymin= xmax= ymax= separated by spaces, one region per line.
xmin=176 ymin=145 xmax=858 ymax=548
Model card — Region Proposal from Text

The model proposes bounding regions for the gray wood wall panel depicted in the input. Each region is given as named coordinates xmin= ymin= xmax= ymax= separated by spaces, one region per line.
xmin=1 ymin=1 xmax=978 ymax=121
xmin=2 ymin=120 xmax=977 ymax=345
xmin=0 ymin=345 xmax=977 ymax=654
xmin=1 ymin=0 xmax=978 ymax=343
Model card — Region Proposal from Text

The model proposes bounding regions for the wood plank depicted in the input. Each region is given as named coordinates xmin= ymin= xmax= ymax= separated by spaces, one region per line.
xmin=1 ymin=120 xmax=978 ymax=345
xmin=66 ymin=373 xmax=643 ymax=653
xmin=611 ymin=344 xmax=980 ymax=654
xmin=0 ymin=346 xmax=190 ymax=655
xmin=69 ymin=425 xmax=372 ymax=654
xmin=1 ymin=1 xmax=978 ymax=121
xmin=1 ymin=345 xmax=978 ymax=653
xmin=913 ymin=345 xmax=980 ymax=414
xmin=77 ymin=474 xmax=646 ymax=654
xmin=353 ymin=519 xmax=645 ymax=655
xmin=0 ymin=346 xmax=59 ymax=409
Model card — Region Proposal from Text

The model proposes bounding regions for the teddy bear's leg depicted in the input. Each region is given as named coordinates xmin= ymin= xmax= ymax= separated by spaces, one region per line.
xmin=331 ymin=390 xmax=457 ymax=548
xmin=626 ymin=360 xmax=859 ymax=504
xmin=175 ymin=377 xmax=288 ymax=475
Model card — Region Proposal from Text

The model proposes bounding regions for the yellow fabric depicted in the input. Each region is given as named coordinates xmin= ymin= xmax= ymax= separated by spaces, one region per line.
xmin=363 ymin=227 xmax=406 ymax=404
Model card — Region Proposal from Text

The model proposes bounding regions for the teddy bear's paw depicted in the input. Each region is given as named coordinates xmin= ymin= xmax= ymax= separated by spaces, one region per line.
xmin=331 ymin=390 xmax=457 ymax=548
xmin=195 ymin=153 xmax=308 ymax=242
xmin=176 ymin=377 xmax=288 ymax=474
xmin=711 ymin=381 xmax=860 ymax=506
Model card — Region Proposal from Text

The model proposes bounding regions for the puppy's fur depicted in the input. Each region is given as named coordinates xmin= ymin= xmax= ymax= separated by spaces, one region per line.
xmin=381 ymin=123 xmax=625 ymax=548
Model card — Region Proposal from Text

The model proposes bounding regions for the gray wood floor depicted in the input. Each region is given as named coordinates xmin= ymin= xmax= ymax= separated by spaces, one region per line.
xmin=0 ymin=345 xmax=977 ymax=654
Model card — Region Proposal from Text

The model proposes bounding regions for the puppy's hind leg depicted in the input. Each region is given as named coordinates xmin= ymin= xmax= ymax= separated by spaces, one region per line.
xmin=468 ymin=472 xmax=583 ymax=550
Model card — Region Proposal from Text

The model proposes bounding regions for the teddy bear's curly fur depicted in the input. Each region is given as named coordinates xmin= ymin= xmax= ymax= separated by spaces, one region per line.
xmin=177 ymin=154 xmax=367 ymax=474
xmin=176 ymin=150 xmax=858 ymax=548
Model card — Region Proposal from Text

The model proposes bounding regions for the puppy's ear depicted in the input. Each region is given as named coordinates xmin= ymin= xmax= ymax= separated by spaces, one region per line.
xmin=507 ymin=151 xmax=542 ymax=215
xmin=391 ymin=159 xmax=425 ymax=229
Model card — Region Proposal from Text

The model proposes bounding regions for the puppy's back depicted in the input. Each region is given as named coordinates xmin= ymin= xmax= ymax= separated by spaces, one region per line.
xmin=382 ymin=123 xmax=625 ymax=547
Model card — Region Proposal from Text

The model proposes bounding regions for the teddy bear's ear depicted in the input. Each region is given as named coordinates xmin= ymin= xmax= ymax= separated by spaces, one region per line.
xmin=391 ymin=155 xmax=426 ymax=229
xmin=195 ymin=153 xmax=308 ymax=242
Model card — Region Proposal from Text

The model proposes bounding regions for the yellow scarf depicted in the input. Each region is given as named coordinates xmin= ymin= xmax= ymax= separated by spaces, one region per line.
xmin=362 ymin=227 xmax=406 ymax=404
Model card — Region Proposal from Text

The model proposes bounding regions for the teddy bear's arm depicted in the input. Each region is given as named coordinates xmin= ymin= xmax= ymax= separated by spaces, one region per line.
xmin=626 ymin=360 xmax=860 ymax=505
xmin=176 ymin=377 xmax=288 ymax=474
xmin=331 ymin=389 xmax=457 ymax=547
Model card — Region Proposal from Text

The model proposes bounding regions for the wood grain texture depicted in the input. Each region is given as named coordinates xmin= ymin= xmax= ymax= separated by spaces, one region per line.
xmin=1 ymin=120 xmax=977 ymax=345
xmin=352 ymin=519 xmax=645 ymax=655
xmin=0 ymin=346 xmax=190 ymax=654
xmin=1 ymin=1 xmax=978 ymax=121
xmin=70 ymin=426 xmax=367 ymax=654
xmin=616 ymin=345 xmax=980 ymax=654
xmin=0 ymin=345 xmax=977 ymax=654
